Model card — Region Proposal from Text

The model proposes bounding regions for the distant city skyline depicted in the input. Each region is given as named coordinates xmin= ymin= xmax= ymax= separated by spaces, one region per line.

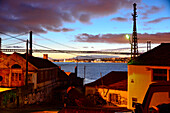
xmin=0 ymin=0 xmax=170 ymax=59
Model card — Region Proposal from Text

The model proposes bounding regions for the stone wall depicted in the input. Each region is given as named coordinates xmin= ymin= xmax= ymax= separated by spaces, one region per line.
xmin=0 ymin=80 xmax=68 ymax=108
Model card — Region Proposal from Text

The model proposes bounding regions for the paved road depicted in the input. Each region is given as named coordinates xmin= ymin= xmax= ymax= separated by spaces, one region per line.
xmin=0 ymin=104 xmax=61 ymax=113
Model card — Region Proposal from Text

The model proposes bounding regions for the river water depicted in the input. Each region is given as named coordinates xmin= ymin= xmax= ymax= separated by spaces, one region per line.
xmin=54 ymin=62 xmax=127 ymax=84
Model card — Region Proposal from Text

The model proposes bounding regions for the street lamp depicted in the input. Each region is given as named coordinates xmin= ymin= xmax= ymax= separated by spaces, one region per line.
xmin=126 ymin=34 xmax=132 ymax=59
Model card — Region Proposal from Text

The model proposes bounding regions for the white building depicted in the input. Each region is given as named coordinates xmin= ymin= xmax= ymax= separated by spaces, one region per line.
xmin=128 ymin=43 xmax=170 ymax=109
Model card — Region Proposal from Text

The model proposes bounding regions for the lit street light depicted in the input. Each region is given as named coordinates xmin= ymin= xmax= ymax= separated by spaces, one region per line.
xmin=126 ymin=34 xmax=132 ymax=59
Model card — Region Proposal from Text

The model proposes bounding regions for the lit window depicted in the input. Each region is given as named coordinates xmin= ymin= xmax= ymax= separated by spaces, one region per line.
xmin=152 ymin=69 xmax=167 ymax=81
xmin=109 ymin=93 xmax=119 ymax=103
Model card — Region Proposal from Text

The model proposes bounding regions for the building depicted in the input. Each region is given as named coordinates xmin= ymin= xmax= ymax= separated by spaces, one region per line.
xmin=127 ymin=43 xmax=170 ymax=109
xmin=0 ymin=52 xmax=83 ymax=108
xmin=0 ymin=52 xmax=70 ymax=88
xmin=85 ymin=71 xmax=127 ymax=107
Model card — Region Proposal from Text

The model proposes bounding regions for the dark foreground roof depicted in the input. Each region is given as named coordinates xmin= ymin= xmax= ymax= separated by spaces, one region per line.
xmin=16 ymin=53 xmax=58 ymax=69
xmin=128 ymin=43 xmax=170 ymax=66
xmin=86 ymin=71 xmax=127 ymax=91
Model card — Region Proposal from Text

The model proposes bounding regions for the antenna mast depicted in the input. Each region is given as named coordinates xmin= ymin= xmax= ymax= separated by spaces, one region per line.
xmin=132 ymin=3 xmax=138 ymax=59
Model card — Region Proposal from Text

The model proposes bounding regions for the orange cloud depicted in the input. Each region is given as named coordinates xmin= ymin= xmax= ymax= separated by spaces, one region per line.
xmin=75 ymin=32 xmax=170 ymax=44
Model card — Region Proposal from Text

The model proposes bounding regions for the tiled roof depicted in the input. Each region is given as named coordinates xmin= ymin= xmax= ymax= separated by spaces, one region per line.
xmin=85 ymin=71 xmax=127 ymax=91
xmin=16 ymin=53 xmax=58 ymax=69
xmin=128 ymin=43 xmax=170 ymax=66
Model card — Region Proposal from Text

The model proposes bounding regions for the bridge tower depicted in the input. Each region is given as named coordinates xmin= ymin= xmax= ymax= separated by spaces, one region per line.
xmin=132 ymin=3 xmax=138 ymax=59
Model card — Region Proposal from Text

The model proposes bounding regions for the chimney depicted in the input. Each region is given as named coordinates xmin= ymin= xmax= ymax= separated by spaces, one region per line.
xmin=43 ymin=54 xmax=48 ymax=59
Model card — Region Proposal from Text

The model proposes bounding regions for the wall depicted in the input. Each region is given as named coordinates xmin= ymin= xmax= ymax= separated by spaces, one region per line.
xmin=0 ymin=80 xmax=66 ymax=108
xmin=0 ymin=88 xmax=18 ymax=108
xmin=85 ymin=86 xmax=127 ymax=107
xmin=128 ymin=65 xmax=170 ymax=109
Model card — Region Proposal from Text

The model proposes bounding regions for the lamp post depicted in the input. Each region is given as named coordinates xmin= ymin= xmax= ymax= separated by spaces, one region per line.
xmin=126 ymin=34 xmax=132 ymax=59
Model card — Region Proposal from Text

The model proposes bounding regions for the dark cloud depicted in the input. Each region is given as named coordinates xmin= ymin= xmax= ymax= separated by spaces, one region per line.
xmin=75 ymin=32 xmax=170 ymax=44
xmin=146 ymin=17 xmax=170 ymax=24
xmin=0 ymin=0 xmax=141 ymax=34
xmin=49 ymin=28 xmax=75 ymax=32
xmin=111 ymin=17 xmax=128 ymax=22
xmin=140 ymin=5 xmax=164 ymax=19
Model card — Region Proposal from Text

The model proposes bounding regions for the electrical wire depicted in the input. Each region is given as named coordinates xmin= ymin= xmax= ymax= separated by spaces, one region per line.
xmin=0 ymin=32 xmax=116 ymax=59
xmin=0 ymin=32 xmax=27 ymax=42
xmin=1 ymin=32 xmax=28 ymax=41
xmin=34 ymin=33 xmax=77 ymax=49
xmin=2 ymin=41 xmax=25 ymax=47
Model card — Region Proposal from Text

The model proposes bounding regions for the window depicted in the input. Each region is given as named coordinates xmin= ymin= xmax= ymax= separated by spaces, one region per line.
xmin=19 ymin=73 xmax=21 ymax=81
xmin=152 ymin=69 xmax=167 ymax=81
xmin=11 ymin=64 xmax=21 ymax=69
xmin=11 ymin=73 xmax=22 ymax=81
xmin=15 ymin=73 xmax=18 ymax=81
xmin=132 ymin=97 xmax=137 ymax=107
xmin=109 ymin=93 xmax=119 ymax=103
xmin=28 ymin=74 xmax=32 ymax=83
xmin=12 ymin=73 xmax=14 ymax=81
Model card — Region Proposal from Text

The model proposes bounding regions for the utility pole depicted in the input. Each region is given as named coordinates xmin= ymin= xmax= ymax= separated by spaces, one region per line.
xmin=84 ymin=66 xmax=86 ymax=84
xmin=132 ymin=3 xmax=138 ymax=59
xmin=0 ymin=38 xmax=1 ymax=51
xmin=147 ymin=41 xmax=151 ymax=51
xmin=29 ymin=31 xmax=32 ymax=55
xmin=25 ymin=40 xmax=28 ymax=86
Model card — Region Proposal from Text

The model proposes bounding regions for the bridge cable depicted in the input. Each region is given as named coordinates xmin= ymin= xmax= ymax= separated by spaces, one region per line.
xmin=1 ymin=32 xmax=28 ymax=41
xmin=34 ymin=33 xmax=77 ymax=49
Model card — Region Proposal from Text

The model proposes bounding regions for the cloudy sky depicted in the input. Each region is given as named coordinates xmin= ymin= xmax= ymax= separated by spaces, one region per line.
xmin=0 ymin=0 xmax=170 ymax=59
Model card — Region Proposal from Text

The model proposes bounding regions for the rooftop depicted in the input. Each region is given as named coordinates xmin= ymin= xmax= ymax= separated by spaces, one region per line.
xmin=85 ymin=71 xmax=127 ymax=91
xmin=16 ymin=53 xmax=58 ymax=69
xmin=128 ymin=43 xmax=170 ymax=66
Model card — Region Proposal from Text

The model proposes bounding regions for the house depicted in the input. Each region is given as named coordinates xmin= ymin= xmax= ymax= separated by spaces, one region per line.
xmin=85 ymin=71 xmax=128 ymax=107
xmin=0 ymin=52 xmax=84 ymax=108
xmin=0 ymin=52 xmax=70 ymax=89
xmin=127 ymin=43 xmax=170 ymax=109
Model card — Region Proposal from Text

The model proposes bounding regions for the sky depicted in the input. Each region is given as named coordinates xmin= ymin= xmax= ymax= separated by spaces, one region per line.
xmin=0 ymin=0 xmax=170 ymax=59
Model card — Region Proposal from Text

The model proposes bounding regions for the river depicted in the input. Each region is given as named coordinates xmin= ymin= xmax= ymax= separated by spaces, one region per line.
xmin=54 ymin=62 xmax=127 ymax=84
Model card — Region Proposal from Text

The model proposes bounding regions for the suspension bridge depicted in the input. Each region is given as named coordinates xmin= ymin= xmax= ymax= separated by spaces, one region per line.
xmin=0 ymin=49 xmax=132 ymax=55
xmin=0 ymin=31 xmax=142 ymax=56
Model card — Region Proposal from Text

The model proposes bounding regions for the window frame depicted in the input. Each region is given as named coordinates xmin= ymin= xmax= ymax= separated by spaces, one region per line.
xmin=152 ymin=69 xmax=167 ymax=81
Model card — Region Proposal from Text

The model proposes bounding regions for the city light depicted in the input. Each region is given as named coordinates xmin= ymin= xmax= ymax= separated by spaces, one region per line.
xmin=125 ymin=34 xmax=132 ymax=59
xmin=126 ymin=34 xmax=130 ymax=40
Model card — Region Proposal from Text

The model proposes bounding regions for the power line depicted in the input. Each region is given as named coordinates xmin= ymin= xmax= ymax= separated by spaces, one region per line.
xmin=0 ymin=32 xmax=27 ymax=42
xmin=1 ymin=32 xmax=28 ymax=41
xmin=34 ymin=33 xmax=77 ymax=49
xmin=2 ymin=41 xmax=25 ymax=47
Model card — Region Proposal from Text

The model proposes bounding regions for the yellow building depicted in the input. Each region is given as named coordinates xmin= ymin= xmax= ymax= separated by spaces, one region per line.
xmin=128 ymin=43 xmax=170 ymax=109
xmin=85 ymin=71 xmax=128 ymax=107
